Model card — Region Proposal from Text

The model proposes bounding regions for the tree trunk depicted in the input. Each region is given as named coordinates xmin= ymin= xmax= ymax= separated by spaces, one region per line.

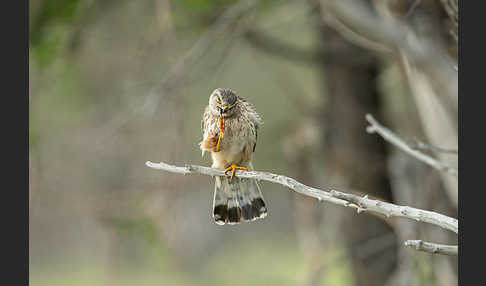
xmin=317 ymin=23 xmax=398 ymax=286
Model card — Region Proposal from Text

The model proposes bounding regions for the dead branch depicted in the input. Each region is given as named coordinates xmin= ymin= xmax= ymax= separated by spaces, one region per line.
xmin=404 ymin=240 xmax=458 ymax=256
xmin=365 ymin=114 xmax=457 ymax=177
xmin=145 ymin=161 xmax=458 ymax=234
xmin=409 ymin=137 xmax=458 ymax=155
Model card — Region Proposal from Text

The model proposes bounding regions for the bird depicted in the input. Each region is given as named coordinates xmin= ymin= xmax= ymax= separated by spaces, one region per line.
xmin=199 ymin=88 xmax=267 ymax=225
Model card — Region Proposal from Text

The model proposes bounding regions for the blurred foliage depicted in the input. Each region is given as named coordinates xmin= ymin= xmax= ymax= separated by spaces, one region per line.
xmin=30 ymin=0 xmax=81 ymax=44
xmin=30 ymin=0 xmax=83 ymax=67
xmin=176 ymin=0 xmax=237 ymax=13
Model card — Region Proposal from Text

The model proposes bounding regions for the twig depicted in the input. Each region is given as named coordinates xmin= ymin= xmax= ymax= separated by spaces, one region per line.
xmin=365 ymin=114 xmax=457 ymax=177
xmin=145 ymin=161 xmax=458 ymax=234
xmin=404 ymin=240 xmax=458 ymax=256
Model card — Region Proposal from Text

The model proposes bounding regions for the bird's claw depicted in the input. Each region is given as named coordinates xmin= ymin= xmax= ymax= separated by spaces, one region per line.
xmin=224 ymin=164 xmax=247 ymax=180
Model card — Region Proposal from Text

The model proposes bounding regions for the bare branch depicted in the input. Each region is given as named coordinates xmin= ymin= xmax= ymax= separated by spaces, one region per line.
xmin=409 ymin=137 xmax=458 ymax=155
xmin=404 ymin=240 xmax=458 ymax=256
xmin=145 ymin=161 xmax=458 ymax=234
xmin=365 ymin=114 xmax=457 ymax=177
xmin=327 ymin=190 xmax=457 ymax=233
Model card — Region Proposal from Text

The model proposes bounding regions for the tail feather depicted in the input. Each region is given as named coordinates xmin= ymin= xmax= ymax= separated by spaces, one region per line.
xmin=212 ymin=175 xmax=267 ymax=225
xmin=238 ymin=179 xmax=255 ymax=221
xmin=213 ymin=176 xmax=229 ymax=225
xmin=227 ymin=179 xmax=241 ymax=224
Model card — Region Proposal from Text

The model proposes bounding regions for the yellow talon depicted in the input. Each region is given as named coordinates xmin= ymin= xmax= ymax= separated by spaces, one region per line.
xmin=224 ymin=164 xmax=247 ymax=180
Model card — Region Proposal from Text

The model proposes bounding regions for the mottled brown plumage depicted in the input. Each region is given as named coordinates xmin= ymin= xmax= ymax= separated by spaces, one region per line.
xmin=200 ymin=88 xmax=267 ymax=225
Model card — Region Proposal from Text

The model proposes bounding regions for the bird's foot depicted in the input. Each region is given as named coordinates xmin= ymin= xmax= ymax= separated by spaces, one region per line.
xmin=224 ymin=164 xmax=247 ymax=180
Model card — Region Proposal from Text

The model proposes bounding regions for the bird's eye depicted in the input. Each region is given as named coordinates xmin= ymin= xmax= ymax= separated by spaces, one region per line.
xmin=216 ymin=98 xmax=221 ymax=104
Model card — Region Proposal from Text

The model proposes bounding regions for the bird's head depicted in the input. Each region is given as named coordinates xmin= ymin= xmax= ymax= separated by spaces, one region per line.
xmin=209 ymin=88 xmax=239 ymax=117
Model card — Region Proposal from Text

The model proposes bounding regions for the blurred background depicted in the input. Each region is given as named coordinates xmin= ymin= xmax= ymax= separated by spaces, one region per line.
xmin=29 ymin=0 xmax=458 ymax=285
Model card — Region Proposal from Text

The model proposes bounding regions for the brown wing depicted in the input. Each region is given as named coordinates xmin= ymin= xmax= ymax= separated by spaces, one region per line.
xmin=201 ymin=117 xmax=205 ymax=136
xmin=253 ymin=123 xmax=258 ymax=152
xmin=201 ymin=105 xmax=211 ymax=137
xmin=239 ymin=97 xmax=262 ymax=153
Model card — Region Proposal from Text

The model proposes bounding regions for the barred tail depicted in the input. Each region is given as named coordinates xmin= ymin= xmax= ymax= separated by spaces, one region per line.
xmin=212 ymin=176 xmax=267 ymax=225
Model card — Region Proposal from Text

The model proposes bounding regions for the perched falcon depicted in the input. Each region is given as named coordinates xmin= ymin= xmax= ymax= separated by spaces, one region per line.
xmin=200 ymin=88 xmax=267 ymax=225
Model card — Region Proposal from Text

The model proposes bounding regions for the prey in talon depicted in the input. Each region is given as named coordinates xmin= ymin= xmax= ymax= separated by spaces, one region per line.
xmin=199 ymin=88 xmax=267 ymax=225
xmin=215 ymin=115 xmax=224 ymax=152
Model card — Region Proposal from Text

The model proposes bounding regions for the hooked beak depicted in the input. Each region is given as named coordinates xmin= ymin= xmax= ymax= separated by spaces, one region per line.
xmin=219 ymin=105 xmax=228 ymax=115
